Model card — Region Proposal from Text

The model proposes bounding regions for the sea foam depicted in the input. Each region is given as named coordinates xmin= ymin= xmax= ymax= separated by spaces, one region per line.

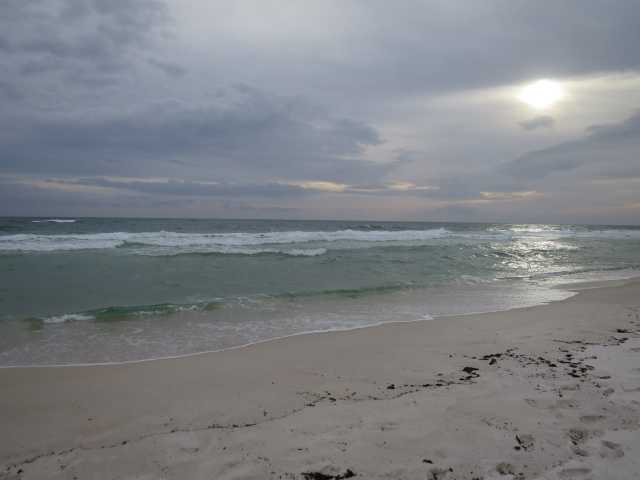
xmin=42 ymin=313 xmax=95 ymax=324
xmin=1 ymin=226 xmax=639 ymax=254
xmin=0 ymin=228 xmax=450 ymax=253
xmin=31 ymin=219 xmax=77 ymax=223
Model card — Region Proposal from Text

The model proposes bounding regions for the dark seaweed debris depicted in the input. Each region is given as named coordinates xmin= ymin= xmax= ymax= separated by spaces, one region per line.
xmin=301 ymin=469 xmax=356 ymax=480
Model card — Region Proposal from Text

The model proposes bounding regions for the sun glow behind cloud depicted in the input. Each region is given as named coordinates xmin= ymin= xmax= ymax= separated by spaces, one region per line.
xmin=518 ymin=79 xmax=565 ymax=110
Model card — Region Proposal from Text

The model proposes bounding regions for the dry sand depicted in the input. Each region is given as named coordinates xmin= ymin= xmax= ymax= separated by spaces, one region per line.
xmin=1 ymin=280 xmax=640 ymax=479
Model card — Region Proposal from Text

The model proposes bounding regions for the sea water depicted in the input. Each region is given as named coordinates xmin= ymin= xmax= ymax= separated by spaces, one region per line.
xmin=1 ymin=218 xmax=639 ymax=365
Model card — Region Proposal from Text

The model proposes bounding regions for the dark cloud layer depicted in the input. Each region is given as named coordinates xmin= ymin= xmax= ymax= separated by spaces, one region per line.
xmin=0 ymin=84 xmax=388 ymax=182
xmin=1 ymin=0 xmax=168 ymax=88
xmin=506 ymin=111 xmax=640 ymax=179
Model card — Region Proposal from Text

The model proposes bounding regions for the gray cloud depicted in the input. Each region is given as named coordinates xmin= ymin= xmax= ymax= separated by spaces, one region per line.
xmin=57 ymin=178 xmax=312 ymax=198
xmin=33 ymin=177 xmax=439 ymax=200
xmin=0 ymin=0 xmax=168 ymax=97
xmin=3 ymin=1 xmax=640 ymax=110
xmin=0 ymin=84 xmax=389 ymax=183
xmin=505 ymin=111 xmax=640 ymax=179
xmin=147 ymin=58 xmax=187 ymax=77
xmin=0 ymin=177 xmax=302 ymax=218
xmin=204 ymin=1 xmax=640 ymax=102
xmin=519 ymin=116 xmax=555 ymax=131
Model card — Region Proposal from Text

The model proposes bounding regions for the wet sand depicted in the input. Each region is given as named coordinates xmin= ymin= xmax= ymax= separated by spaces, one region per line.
xmin=1 ymin=280 xmax=639 ymax=479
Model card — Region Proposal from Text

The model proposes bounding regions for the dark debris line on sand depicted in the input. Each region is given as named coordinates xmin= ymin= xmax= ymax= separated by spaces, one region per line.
xmin=301 ymin=469 xmax=356 ymax=480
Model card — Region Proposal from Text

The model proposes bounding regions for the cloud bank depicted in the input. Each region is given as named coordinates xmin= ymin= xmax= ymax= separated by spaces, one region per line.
xmin=1 ymin=0 xmax=639 ymax=223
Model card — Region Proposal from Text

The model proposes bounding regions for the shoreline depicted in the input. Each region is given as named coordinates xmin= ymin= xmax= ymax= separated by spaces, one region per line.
xmin=1 ymin=278 xmax=639 ymax=479
xmin=4 ymin=276 xmax=630 ymax=370
xmin=0 ymin=287 xmax=581 ymax=370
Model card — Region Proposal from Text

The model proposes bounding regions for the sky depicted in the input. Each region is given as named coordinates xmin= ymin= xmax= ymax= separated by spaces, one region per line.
xmin=1 ymin=0 xmax=640 ymax=224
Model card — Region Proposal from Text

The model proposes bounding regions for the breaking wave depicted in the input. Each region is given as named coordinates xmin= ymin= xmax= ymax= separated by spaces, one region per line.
xmin=1 ymin=226 xmax=639 ymax=255
xmin=31 ymin=219 xmax=77 ymax=223
xmin=37 ymin=301 xmax=224 ymax=324
xmin=0 ymin=228 xmax=450 ymax=253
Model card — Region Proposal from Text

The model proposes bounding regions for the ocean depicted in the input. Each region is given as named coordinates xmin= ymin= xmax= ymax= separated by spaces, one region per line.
xmin=1 ymin=217 xmax=639 ymax=366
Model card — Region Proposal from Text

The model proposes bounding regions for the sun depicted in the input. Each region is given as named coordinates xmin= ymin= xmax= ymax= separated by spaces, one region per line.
xmin=518 ymin=79 xmax=564 ymax=110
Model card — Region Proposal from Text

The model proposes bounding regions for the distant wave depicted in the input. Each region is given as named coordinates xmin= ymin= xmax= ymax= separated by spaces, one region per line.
xmin=31 ymin=219 xmax=77 ymax=223
xmin=0 ymin=228 xmax=450 ymax=253
xmin=2 ymin=226 xmax=639 ymax=254
xmin=496 ymin=225 xmax=640 ymax=239
xmin=125 ymin=245 xmax=328 ymax=257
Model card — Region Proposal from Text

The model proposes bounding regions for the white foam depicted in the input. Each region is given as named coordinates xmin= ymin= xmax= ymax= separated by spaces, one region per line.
xmin=1 ymin=226 xmax=638 ymax=254
xmin=503 ymin=226 xmax=640 ymax=240
xmin=126 ymin=228 xmax=451 ymax=246
xmin=0 ymin=233 xmax=125 ymax=252
xmin=42 ymin=313 xmax=95 ymax=324
xmin=31 ymin=219 xmax=76 ymax=223
xmin=137 ymin=246 xmax=328 ymax=257
xmin=0 ymin=229 xmax=449 ymax=253
xmin=285 ymin=248 xmax=328 ymax=256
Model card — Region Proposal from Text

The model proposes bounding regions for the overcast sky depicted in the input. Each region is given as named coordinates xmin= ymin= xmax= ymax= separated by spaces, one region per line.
xmin=1 ymin=0 xmax=640 ymax=223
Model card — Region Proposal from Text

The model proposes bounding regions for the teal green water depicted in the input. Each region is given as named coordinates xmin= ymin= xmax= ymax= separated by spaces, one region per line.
xmin=1 ymin=218 xmax=639 ymax=365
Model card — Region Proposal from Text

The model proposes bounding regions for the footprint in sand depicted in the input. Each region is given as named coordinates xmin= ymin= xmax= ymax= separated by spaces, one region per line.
xmin=524 ymin=398 xmax=578 ymax=410
xmin=495 ymin=462 xmax=515 ymax=475
xmin=427 ymin=467 xmax=450 ymax=480
xmin=515 ymin=433 xmax=535 ymax=451
xmin=571 ymin=446 xmax=590 ymax=457
xmin=621 ymin=384 xmax=640 ymax=393
xmin=599 ymin=440 xmax=624 ymax=459
xmin=558 ymin=467 xmax=592 ymax=478
xmin=524 ymin=398 xmax=546 ymax=408
xmin=567 ymin=428 xmax=590 ymax=445
xmin=579 ymin=414 xmax=606 ymax=424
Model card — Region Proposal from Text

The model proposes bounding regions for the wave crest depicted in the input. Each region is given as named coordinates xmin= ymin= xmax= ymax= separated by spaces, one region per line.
xmin=0 ymin=228 xmax=449 ymax=253
xmin=31 ymin=219 xmax=77 ymax=223
xmin=37 ymin=301 xmax=224 ymax=324
xmin=2 ymin=226 xmax=639 ymax=254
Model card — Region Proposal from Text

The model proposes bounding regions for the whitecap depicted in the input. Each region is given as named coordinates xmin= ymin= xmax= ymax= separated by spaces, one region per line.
xmin=41 ymin=313 xmax=95 ymax=324
xmin=0 ymin=229 xmax=449 ymax=253
xmin=31 ymin=219 xmax=77 ymax=223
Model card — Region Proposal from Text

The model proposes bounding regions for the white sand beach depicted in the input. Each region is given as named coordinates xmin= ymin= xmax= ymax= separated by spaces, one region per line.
xmin=1 ymin=280 xmax=639 ymax=480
